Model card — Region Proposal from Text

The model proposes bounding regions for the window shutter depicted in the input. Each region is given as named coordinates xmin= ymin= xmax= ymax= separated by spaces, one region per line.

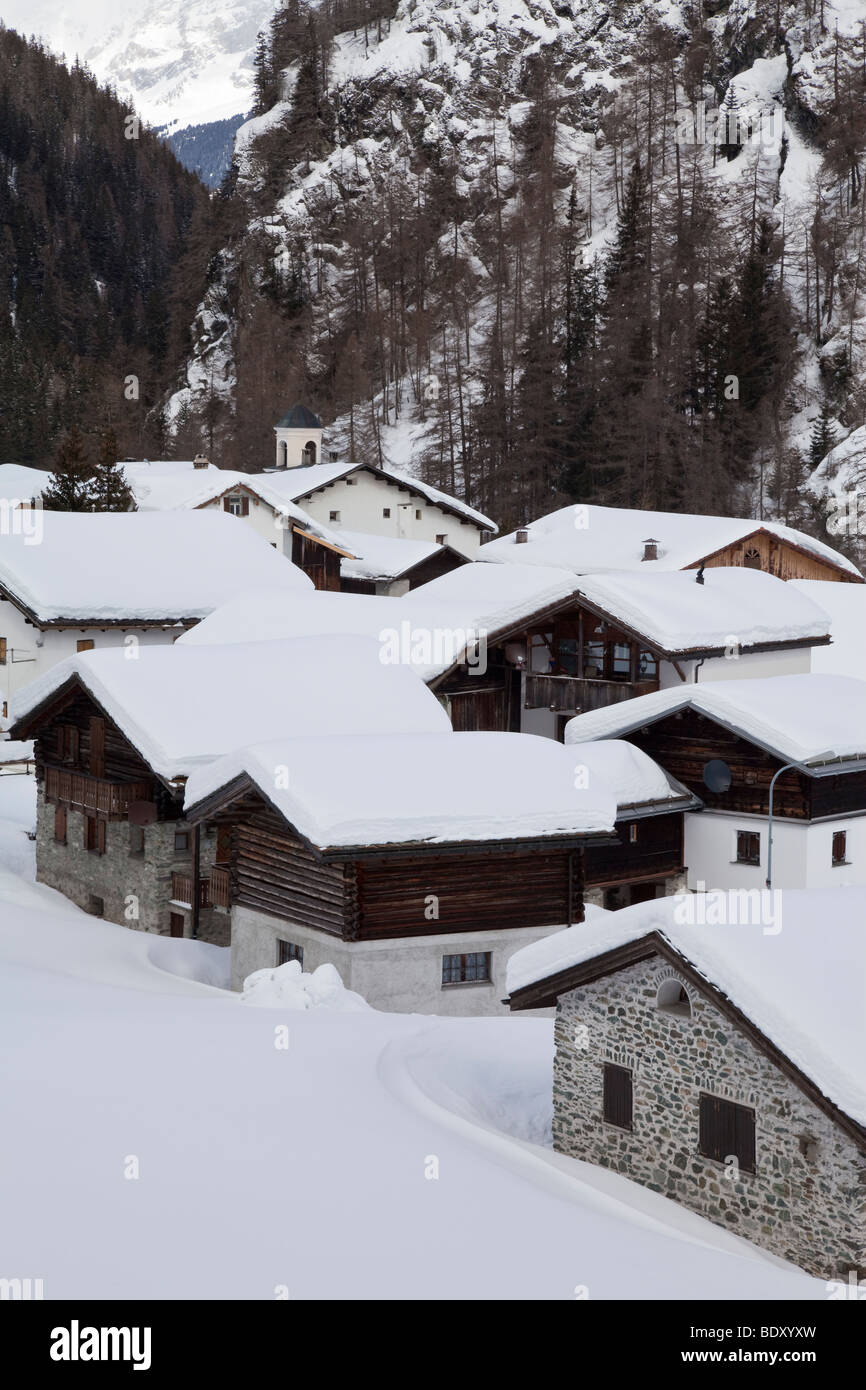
xmin=223 ymin=497 xmax=232 ymax=512
xmin=0 ymin=637 xmax=6 ymax=664
xmin=603 ymin=1063 xmax=633 ymax=1129
xmin=54 ymin=805 xmax=66 ymax=843
xmin=69 ymin=727 xmax=80 ymax=763
xmin=699 ymin=1093 xmax=756 ymax=1172
xmin=97 ymin=819 xmax=106 ymax=855
xmin=240 ymin=496 xmax=249 ymax=517
xmin=89 ymin=717 xmax=105 ymax=778
xmin=83 ymin=817 xmax=91 ymax=850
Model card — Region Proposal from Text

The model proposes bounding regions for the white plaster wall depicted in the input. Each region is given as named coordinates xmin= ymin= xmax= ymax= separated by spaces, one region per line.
xmin=292 ymin=470 xmax=482 ymax=558
xmin=274 ymin=427 xmax=323 ymax=470
xmin=683 ymin=810 xmax=866 ymax=890
xmin=200 ymin=495 xmax=284 ymax=548
xmin=660 ymin=646 xmax=812 ymax=689
xmin=0 ymin=608 xmax=183 ymax=715
xmin=230 ymin=904 xmax=559 ymax=1015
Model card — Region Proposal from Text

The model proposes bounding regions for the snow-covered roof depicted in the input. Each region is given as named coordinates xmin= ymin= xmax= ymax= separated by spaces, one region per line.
xmin=337 ymin=530 xmax=451 ymax=581
xmin=184 ymin=731 xmax=618 ymax=850
xmin=0 ymin=512 xmax=313 ymax=624
xmin=409 ymin=562 xmax=831 ymax=655
xmin=505 ymin=890 xmax=866 ymax=1129
xmin=479 ymin=503 xmax=862 ymax=579
xmin=565 ymin=673 xmax=866 ymax=771
xmin=0 ymin=464 xmax=51 ymax=502
xmin=258 ymin=460 xmax=498 ymax=531
xmin=572 ymin=740 xmax=698 ymax=814
xmin=177 ymin=588 xmax=488 ymax=683
xmin=11 ymin=635 xmax=450 ymax=783
xmin=790 ymin=581 xmax=866 ymax=681
xmin=121 ymin=461 xmax=351 ymax=551
xmin=576 ymin=567 xmax=831 ymax=654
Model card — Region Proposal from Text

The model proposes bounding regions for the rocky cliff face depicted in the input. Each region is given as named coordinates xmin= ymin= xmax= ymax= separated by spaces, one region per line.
xmin=168 ymin=0 xmax=866 ymax=547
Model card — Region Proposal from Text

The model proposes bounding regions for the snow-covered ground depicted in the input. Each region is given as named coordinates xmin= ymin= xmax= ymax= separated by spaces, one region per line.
xmin=0 ymin=774 xmax=826 ymax=1298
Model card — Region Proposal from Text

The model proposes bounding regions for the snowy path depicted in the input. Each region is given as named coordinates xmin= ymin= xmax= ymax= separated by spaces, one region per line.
xmin=0 ymin=776 xmax=823 ymax=1299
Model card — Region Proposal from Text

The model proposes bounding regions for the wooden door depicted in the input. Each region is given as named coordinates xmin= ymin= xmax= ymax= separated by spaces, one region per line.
xmin=169 ymin=913 xmax=185 ymax=938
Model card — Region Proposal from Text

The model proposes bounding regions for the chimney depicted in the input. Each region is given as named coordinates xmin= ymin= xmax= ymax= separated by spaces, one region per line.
xmin=515 ymin=528 xmax=529 ymax=544
xmin=642 ymin=537 xmax=658 ymax=562
xmin=193 ymin=454 xmax=210 ymax=470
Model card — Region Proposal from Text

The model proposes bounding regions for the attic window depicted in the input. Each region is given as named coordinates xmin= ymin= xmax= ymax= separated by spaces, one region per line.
xmin=743 ymin=547 xmax=762 ymax=569
xmin=656 ymin=979 xmax=691 ymax=1018
xmin=415 ymin=509 xmax=422 ymax=520
xmin=436 ymin=533 xmax=447 ymax=545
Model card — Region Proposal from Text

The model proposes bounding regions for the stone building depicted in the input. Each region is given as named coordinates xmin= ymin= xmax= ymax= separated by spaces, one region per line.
xmin=506 ymin=894 xmax=866 ymax=1280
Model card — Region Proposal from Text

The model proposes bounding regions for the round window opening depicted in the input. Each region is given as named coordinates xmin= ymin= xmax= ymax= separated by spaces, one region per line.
xmin=657 ymin=979 xmax=692 ymax=1018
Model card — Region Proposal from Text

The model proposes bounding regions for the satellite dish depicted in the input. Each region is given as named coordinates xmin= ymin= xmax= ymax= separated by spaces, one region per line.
xmin=702 ymin=759 xmax=732 ymax=793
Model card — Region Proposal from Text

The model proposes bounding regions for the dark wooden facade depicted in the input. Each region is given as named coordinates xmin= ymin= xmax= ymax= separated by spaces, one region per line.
xmin=290 ymin=529 xmax=343 ymax=591
xmin=196 ymin=791 xmax=588 ymax=941
xmin=340 ymin=545 xmax=467 ymax=595
xmin=624 ymin=709 xmax=865 ymax=820
xmin=584 ymin=813 xmax=684 ymax=889
xmin=687 ymin=529 xmax=862 ymax=583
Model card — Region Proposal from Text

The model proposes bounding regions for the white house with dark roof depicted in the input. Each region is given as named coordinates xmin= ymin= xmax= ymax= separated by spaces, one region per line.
xmin=506 ymin=890 xmax=866 ymax=1280
xmin=565 ymin=673 xmax=866 ymax=892
xmin=0 ymin=511 xmax=312 ymax=718
xmin=480 ymin=503 xmax=862 ymax=582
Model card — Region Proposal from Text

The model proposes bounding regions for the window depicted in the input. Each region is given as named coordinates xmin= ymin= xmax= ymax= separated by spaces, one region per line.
xmin=129 ymin=825 xmax=145 ymax=856
xmin=628 ymin=823 xmax=638 ymax=844
xmin=58 ymin=724 xmax=80 ymax=764
xmin=743 ymin=547 xmax=762 ymax=569
xmin=277 ymin=940 xmax=304 ymax=968
xmin=603 ymin=1063 xmax=633 ymax=1129
xmin=699 ymin=1093 xmax=756 ymax=1173
xmin=225 ymin=495 xmax=242 ymax=516
xmin=736 ymin=830 xmax=760 ymax=865
xmin=0 ymin=637 xmax=6 ymax=665
xmin=656 ymin=979 xmax=691 ymax=1018
xmin=442 ymin=952 xmax=491 ymax=986
xmin=76 ymin=639 xmax=94 ymax=653
xmin=54 ymin=805 xmax=67 ymax=844
xmin=89 ymin=895 xmax=105 ymax=917
xmin=435 ymin=533 xmax=447 ymax=545
xmin=636 ymin=649 xmax=658 ymax=680
xmin=415 ymin=509 xmax=422 ymax=520
xmin=612 ymin=643 xmax=631 ymax=679
xmin=174 ymin=830 xmax=190 ymax=853
xmin=382 ymin=508 xmax=391 ymax=518
xmin=329 ymin=510 xmax=340 ymax=523
xmin=84 ymin=816 xmax=106 ymax=855
xmin=2 ymin=702 xmax=6 ymax=720
xmin=832 ymin=830 xmax=848 ymax=866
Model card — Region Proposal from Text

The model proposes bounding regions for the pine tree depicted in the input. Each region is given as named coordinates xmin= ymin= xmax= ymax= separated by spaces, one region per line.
xmin=808 ymin=400 xmax=838 ymax=471
xmin=42 ymin=428 xmax=96 ymax=511
xmin=90 ymin=430 xmax=136 ymax=511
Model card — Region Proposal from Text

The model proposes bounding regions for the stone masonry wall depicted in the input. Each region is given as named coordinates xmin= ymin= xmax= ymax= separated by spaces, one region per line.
xmin=35 ymin=786 xmax=228 ymax=945
xmin=553 ymin=954 xmax=866 ymax=1279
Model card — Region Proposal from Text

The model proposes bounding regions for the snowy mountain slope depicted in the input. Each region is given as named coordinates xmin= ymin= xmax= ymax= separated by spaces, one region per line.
xmin=169 ymin=0 xmax=866 ymax=532
xmin=0 ymin=774 xmax=823 ymax=1298
xmin=0 ymin=0 xmax=278 ymax=130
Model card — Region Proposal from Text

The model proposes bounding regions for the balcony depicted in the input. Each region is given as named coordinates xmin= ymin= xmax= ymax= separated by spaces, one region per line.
xmin=524 ymin=674 xmax=658 ymax=714
xmin=170 ymin=872 xmax=211 ymax=909
xmin=44 ymin=764 xmax=153 ymax=818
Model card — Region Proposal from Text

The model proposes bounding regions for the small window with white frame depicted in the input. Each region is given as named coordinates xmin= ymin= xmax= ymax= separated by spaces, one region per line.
xmin=442 ymin=952 xmax=491 ymax=986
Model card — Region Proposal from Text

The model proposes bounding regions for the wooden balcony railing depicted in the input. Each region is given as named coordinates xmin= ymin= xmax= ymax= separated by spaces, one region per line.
xmin=44 ymin=764 xmax=152 ymax=817
xmin=210 ymin=865 xmax=231 ymax=910
xmin=524 ymin=674 xmax=658 ymax=714
xmin=170 ymin=872 xmax=210 ymax=909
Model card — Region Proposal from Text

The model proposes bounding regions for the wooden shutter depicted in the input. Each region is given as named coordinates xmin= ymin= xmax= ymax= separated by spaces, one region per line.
xmin=97 ymin=819 xmax=106 ymax=855
xmin=54 ymin=805 xmax=66 ymax=843
xmin=0 ymin=637 xmax=6 ymax=664
xmin=83 ymin=816 xmax=92 ymax=850
xmin=603 ymin=1063 xmax=633 ymax=1129
xmin=699 ymin=1093 xmax=755 ymax=1172
xmin=223 ymin=497 xmax=232 ymax=512
xmin=69 ymin=727 xmax=80 ymax=764
xmin=76 ymin=639 xmax=94 ymax=653
xmin=832 ymin=831 xmax=847 ymax=865
xmin=240 ymin=496 xmax=250 ymax=517
xmin=89 ymin=717 xmax=105 ymax=778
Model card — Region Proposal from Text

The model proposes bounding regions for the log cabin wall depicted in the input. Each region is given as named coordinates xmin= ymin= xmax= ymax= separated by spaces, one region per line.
xmin=627 ymin=712 xmax=813 ymax=817
xmin=687 ymin=533 xmax=858 ymax=582
xmin=584 ymin=813 xmax=684 ymax=888
xmin=291 ymin=532 xmax=342 ymax=591
xmin=227 ymin=797 xmax=584 ymax=941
